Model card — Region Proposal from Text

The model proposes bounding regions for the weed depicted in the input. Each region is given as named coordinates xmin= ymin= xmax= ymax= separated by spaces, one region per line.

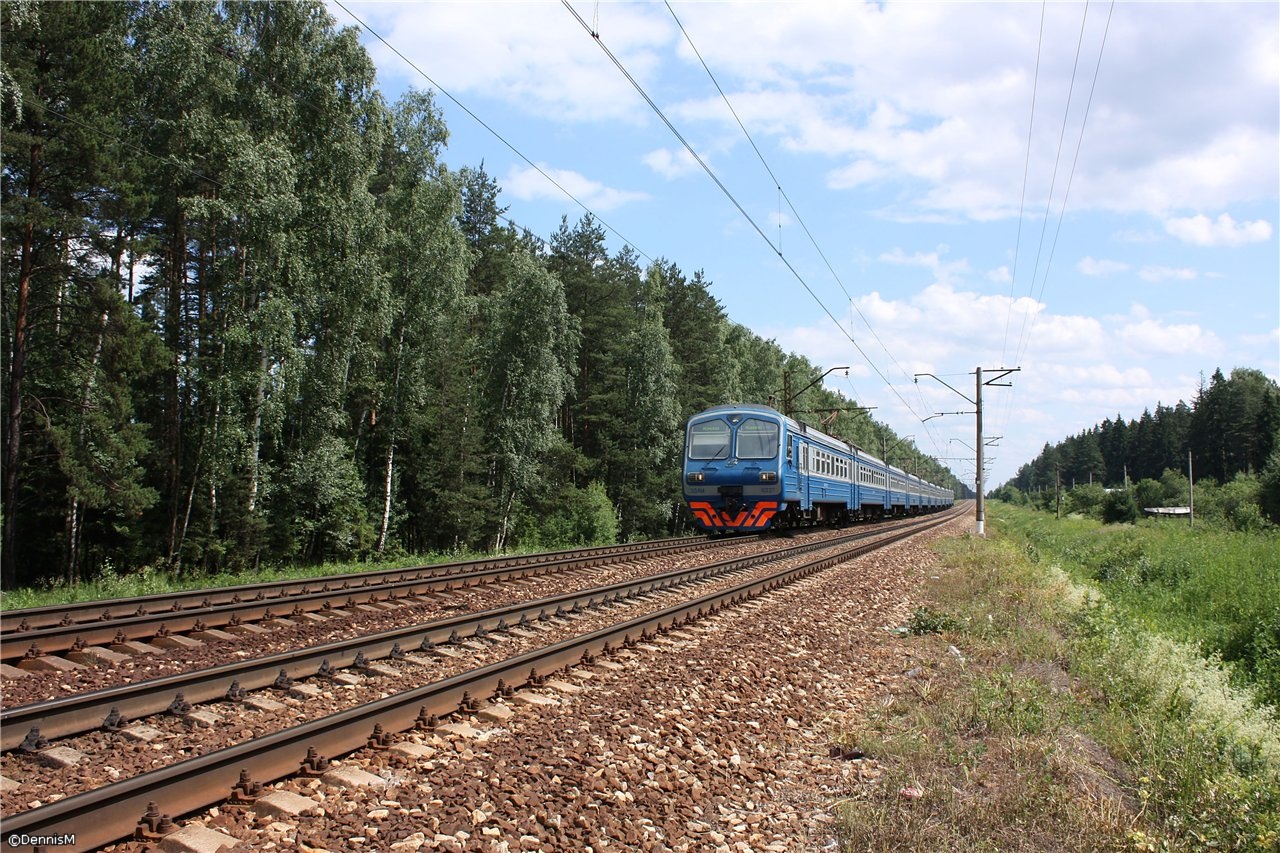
xmin=908 ymin=605 xmax=959 ymax=635
xmin=832 ymin=505 xmax=1280 ymax=852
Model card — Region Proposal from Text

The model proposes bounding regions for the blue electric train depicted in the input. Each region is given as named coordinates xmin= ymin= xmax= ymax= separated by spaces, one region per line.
xmin=682 ymin=404 xmax=953 ymax=532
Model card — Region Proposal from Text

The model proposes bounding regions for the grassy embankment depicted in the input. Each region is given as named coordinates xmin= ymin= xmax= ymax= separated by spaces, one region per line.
xmin=831 ymin=503 xmax=1279 ymax=852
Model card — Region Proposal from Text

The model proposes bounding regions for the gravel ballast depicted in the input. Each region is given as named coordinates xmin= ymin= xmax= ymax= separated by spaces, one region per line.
xmin=95 ymin=516 xmax=965 ymax=852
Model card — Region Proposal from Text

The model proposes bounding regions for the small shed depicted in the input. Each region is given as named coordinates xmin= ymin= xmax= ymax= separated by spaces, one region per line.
xmin=1141 ymin=506 xmax=1191 ymax=518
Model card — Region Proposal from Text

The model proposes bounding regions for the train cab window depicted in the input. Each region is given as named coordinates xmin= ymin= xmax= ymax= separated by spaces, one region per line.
xmin=736 ymin=418 xmax=779 ymax=459
xmin=688 ymin=420 xmax=731 ymax=460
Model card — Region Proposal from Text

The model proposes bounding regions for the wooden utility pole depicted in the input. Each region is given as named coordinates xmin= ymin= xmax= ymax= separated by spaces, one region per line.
xmin=1189 ymin=450 xmax=1195 ymax=530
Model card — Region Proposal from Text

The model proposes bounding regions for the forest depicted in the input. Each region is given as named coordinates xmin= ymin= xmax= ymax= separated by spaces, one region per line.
xmin=1 ymin=1 xmax=963 ymax=590
xmin=994 ymin=367 xmax=1280 ymax=528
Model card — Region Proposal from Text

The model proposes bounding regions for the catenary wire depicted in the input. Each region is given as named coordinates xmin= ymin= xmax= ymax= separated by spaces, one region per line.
xmin=1009 ymin=0 xmax=1092 ymax=364
xmin=999 ymin=0 xmax=1047 ymax=370
xmin=995 ymin=0 xmax=1116 ymax=472
xmin=663 ymin=0 xmax=955 ymax=458
xmin=561 ymin=0 xmax=946 ymax=461
xmin=332 ymin=0 xmax=653 ymax=264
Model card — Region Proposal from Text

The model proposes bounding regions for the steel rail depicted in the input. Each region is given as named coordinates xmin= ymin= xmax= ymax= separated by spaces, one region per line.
xmin=0 ymin=536 xmax=760 ymax=661
xmin=1 ymin=511 xmax=958 ymax=853
xmin=0 ymin=535 xmax=751 ymax=635
xmin=1 ymin=524 xmax=896 ymax=750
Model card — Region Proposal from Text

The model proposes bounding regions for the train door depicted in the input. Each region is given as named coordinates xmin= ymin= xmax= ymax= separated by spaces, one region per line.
xmin=786 ymin=436 xmax=801 ymax=494
xmin=800 ymin=443 xmax=810 ymax=510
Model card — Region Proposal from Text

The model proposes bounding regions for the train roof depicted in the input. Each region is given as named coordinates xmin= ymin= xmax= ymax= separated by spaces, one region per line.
xmin=690 ymin=403 xmax=867 ymax=459
xmin=687 ymin=403 xmax=950 ymax=492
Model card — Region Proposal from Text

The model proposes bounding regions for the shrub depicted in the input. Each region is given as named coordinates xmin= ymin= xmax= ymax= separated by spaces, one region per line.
xmin=1132 ymin=478 xmax=1164 ymax=512
xmin=907 ymin=604 xmax=959 ymax=635
xmin=1101 ymin=490 xmax=1138 ymax=524
xmin=1260 ymin=446 xmax=1280 ymax=524
xmin=1160 ymin=468 xmax=1191 ymax=505
xmin=1065 ymin=482 xmax=1107 ymax=517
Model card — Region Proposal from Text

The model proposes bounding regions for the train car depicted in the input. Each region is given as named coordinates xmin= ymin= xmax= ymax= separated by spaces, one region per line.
xmin=682 ymin=404 xmax=953 ymax=532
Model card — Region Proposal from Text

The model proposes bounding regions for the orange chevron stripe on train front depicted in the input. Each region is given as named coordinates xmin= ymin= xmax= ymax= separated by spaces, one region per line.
xmin=688 ymin=501 xmax=778 ymax=530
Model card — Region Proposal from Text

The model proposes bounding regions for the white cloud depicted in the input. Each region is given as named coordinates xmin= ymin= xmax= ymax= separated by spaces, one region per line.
xmin=338 ymin=1 xmax=1279 ymax=226
xmin=643 ymin=147 xmax=700 ymax=179
xmin=1113 ymin=229 xmax=1163 ymax=244
xmin=502 ymin=164 xmax=648 ymax=211
xmin=1078 ymin=257 xmax=1130 ymax=276
xmin=1119 ymin=317 xmax=1223 ymax=357
xmin=827 ymin=159 xmax=886 ymax=190
xmin=878 ymin=247 xmax=970 ymax=287
xmin=1138 ymin=266 xmax=1198 ymax=283
xmin=1164 ymin=213 xmax=1274 ymax=247
xmin=669 ymin=2 xmax=1277 ymax=220
xmin=844 ymin=282 xmax=1104 ymax=366
xmin=338 ymin=1 xmax=671 ymax=123
xmin=987 ymin=266 xmax=1012 ymax=284
xmin=768 ymin=210 xmax=793 ymax=230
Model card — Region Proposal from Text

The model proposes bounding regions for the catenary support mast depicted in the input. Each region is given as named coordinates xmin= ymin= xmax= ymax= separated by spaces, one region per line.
xmin=916 ymin=366 xmax=1019 ymax=536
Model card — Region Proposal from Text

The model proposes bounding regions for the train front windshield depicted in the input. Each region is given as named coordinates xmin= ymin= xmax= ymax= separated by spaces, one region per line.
xmin=734 ymin=418 xmax=779 ymax=458
xmin=687 ymin=416 xmax=779 ymax=460
xmin=688 ymin=420 xmax=731 ymax=459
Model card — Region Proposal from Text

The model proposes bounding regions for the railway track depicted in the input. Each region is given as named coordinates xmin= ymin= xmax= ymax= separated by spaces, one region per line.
xmin=1 ymin=510 xmax=961 ymax=852
xmin=1 ymin=526 xmax=887 ymax=751
xmin=0 ymin=535 xmax=759 ymax=666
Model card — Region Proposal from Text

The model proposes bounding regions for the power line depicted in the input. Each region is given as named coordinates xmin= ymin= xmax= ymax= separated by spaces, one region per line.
xmin=996 ymin=0 xmax=1115 ymax=447
xmin=1008 ymin=0 xmax=1093 ymax=366
xmin=1014 ymin=0 xmax=1115 ymax=368
xmin=999 ymin=0 xmax=1047 ymax=370
xmin=331 ymin=0 xmax=653 ymax=264
xmin=561 ymin=1 xmax=941 ymax=452
xmin=663 ymin=1 xmax=948 ymax=456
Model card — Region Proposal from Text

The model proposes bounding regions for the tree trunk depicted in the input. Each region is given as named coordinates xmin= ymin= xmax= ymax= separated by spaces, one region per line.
xmin=247 ymin=348 xmax=268 ymax=514
xmin=165 ymin=210 xmax=187 ymax=565
xmin=64 ymin=304 xmax=110 ymax=584
xmin=376 ymin=323 xmax=407 ymax=553
xmin=377 ymin=441 xmax=395 ymax=552
xmin=2 ymin=144 xmax=40 ymax=589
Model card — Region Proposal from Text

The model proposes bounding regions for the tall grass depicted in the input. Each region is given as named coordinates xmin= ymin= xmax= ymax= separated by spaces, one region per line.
xmin=996 ymin=505 xmax=1280 ymax=707
xmin=833 ymin=516 xmax=1279 ymax=851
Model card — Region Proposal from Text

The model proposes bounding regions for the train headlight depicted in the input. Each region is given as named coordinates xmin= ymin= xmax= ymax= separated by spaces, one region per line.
xmin=759 ymin=471 xmax=777 ymax=482
xmin=686 ymin=472 xmax=705 ymax=483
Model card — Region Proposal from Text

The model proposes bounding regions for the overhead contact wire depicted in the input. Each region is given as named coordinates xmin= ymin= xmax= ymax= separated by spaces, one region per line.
xmin=999 ymin=0 xmax=1047 ymax=371
xmin=562 ymin=1 xmax=934 ymax=443
xmin=664 ymin=1 xmax=939 ymax=444
xmin=997 ymin=0 xmax=1116 ymax=465
xmin=333 ymin=0 xmax=653 ymax=264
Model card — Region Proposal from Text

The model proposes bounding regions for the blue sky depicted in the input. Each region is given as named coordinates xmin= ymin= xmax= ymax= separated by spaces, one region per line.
xmin=329 ymin=0 xmax=1279 ymax=491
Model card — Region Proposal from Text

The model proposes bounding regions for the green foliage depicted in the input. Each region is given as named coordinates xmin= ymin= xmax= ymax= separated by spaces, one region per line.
xmin=1131 ymin=478 xmax=1164 ymax=512
xmin=994 ymin=503 xmax=1280 ymax=707
xmin=1064 ymin=482 xmax=1106 ymax=516
xmin=1001 ymin=369 xmax=1279 ymax=513
xmin=1065 ymin=601 xmax=1280 ymax=851
xmin=907 ymin=605 xmax=959 ymax=635
xmin=1159 ymin=468 xmax=1191 ymax=505
xmin=1260 ymin=445 xmax=1280 ymax=523
xmin=1100 ymin=489 xmax=1139 ymax=524
xmin=894 ymin=510 xmax=1280 ymax=852
xmin=516 ymin=481 xmax=619 ymax=550
xmin=837 ymin=518 xmax=1279 ymax=851
xmin=0 ymin=1 xmax=964 ymax=587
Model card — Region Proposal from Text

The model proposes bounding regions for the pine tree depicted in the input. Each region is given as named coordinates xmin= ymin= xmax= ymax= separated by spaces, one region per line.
xmin=2 ymin=0 xmax=152 ymax=585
